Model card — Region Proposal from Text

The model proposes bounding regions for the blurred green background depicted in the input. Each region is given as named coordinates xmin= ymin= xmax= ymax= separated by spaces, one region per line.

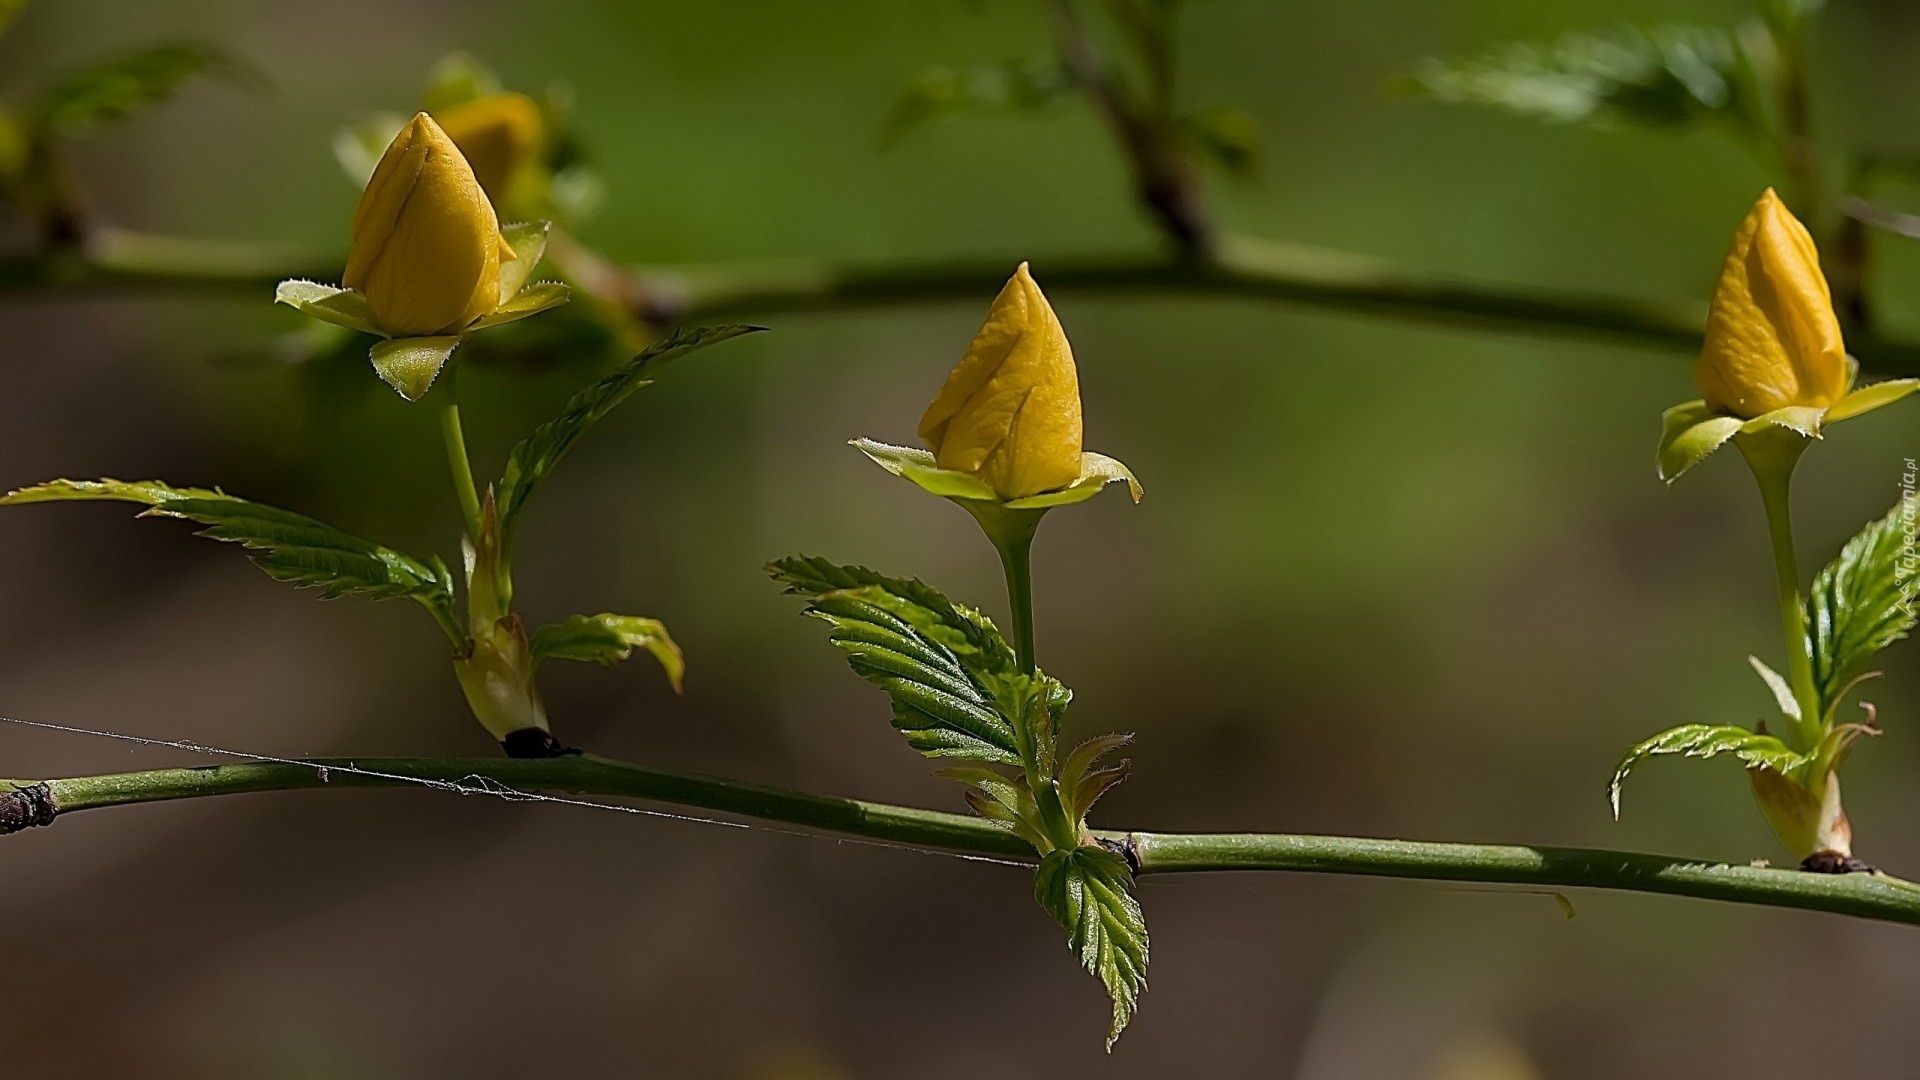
xmin=1 ymin=1 xmax=1917 ymax=1076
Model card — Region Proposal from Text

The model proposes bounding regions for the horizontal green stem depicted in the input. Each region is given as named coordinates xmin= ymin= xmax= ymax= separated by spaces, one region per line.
xmin=9 ymin=755 xmax=1919 ymax=926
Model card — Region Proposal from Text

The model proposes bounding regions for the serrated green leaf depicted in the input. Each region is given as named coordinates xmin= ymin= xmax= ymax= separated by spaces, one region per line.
xmin=529 ymin=613 xmax=684 ymax=692
xmin=770 ymin=555 xmax=1016 ymax=672
xmin=1403 ymin=25 xmax=1752 ymax=131
xmin=497 ymin=325 xmax=764 ymax=536
xmin=1609 ymin=723 xmax=1805 ymax=817
xmin=881 ymin=57 xmax=1074 ymax=146
xmin=369 ymin=336 xmax=460 ymax=401
xmin=1035 ymin=845 xmax=1148 ymax=1050
xmin=0 ymin=479 xmax=458 ymax=632
xmin=768 ymin=557 xmax=1084 ymax=766
xmin=1808 ymin=501 xmax=1917 ymax=710
xmin=39 ymin=42 xmax=261 ymax=139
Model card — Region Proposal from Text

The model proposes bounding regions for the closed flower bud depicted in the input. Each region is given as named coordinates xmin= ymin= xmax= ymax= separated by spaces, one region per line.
xmin=344 ymin=112 xmax=515 ymax=338
xmin=434 ymin=92 xmax=543 ymax=205
xmin=918 ymin=263 xmax=1083 ymax=499
xmin=1695 ymin=189 xmax=1849 ymax=418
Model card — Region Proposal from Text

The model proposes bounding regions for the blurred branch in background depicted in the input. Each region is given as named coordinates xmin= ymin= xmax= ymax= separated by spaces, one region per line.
xmin=8 ymin=2 xmax=1920 ymax=375
xmin=0 ymin=225 xmax=1708 ymax=348
xmin=5 ymin=749 xmax=1920 ymax=927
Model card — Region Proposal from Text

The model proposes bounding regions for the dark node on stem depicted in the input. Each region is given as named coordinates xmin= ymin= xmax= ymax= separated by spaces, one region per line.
xmin=0 ymin=783 xmax=58 ymax=833
xmin=500 ymin=728 xmax=577 ymax=759
xmin=1100 ymin=833 xmax=1143 ymax=877
xmin=1801 ymin=850 xmax=1876 ymax=875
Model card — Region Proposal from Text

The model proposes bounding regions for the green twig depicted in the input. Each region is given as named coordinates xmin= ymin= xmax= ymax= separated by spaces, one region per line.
xmin=5 ymin=754 xmax=1919 ymax=926
xmin=6 ymin=230 xmax=1919 ymax=374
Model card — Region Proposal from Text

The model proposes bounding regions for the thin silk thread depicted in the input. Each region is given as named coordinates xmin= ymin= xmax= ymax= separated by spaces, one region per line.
xmin=0 ymin=712 xmax=1030 ymax=869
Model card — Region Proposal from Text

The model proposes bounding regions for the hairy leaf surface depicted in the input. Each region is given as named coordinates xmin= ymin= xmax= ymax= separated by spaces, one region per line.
xmin=1035 ymin=845 xmax=1149 ymax=1050
xmin=1808 ymin=501 xmax=1917 ymax=710
xmin=0 ymin=479 xmax=457 ymax=628
xmin=771 ymin=557 xmax=1028 ymax=763
xmin=1403 ymin=26 xmax=1753 ymax=130
xmin=1609 ymin=723 xmax=1805 ymax=817
xmin=41 ymin=43 xmax=259 ymax=138
xmin=529 ymin=612 xmax=684 ymax=692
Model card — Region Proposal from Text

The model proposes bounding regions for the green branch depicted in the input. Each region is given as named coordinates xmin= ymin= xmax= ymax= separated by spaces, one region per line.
xmin=7 ymin=754 xmax=1919 ymax=926
xmin=0 ymin=227 xmax=1710 ymax=345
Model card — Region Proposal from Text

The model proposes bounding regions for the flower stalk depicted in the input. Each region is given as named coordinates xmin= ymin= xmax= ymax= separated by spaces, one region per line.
xmin=1738 ymin=434 xmax=1821 ymax=749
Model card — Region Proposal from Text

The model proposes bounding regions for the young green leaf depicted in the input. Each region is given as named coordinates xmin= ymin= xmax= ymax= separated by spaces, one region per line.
xmin=1060 ymin=733 xmax=1133 ymax=821
xmin=1807 ymin=501 xmax=1917 ymax=711
xmin=771 ymin=558 xmax=1022 ymax=764
xmin=497 ymin=325 xmax=764 ymax=536
xmin=0 ymin=479 xmax=459 ymax=637
xmin=1609 ymin=723 xmax=1806 ymax=817
xmin=39 ymin=43 xmax=262 ymax=139
xmin=529 ymin=613 xmax=684 ymax=692
xmin=770 ymin=555 xmax=1016 ymax=674
xmin=1034 ymin=845 xmax=1149 ymax=1050
xmin=1401 ymin=26 xmax=1753 ymax=132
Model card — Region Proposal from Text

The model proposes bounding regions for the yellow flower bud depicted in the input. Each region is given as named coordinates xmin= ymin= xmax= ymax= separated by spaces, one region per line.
xmin=343 ymin=112 xmax=515 ymax=338
xmin=917 ymin=263 xmax=1083 ymax=500
xmin=1695 ymin=189 xmax=1849 ymax=418
xmin=434 ymin=92 xmax=543 ymax=205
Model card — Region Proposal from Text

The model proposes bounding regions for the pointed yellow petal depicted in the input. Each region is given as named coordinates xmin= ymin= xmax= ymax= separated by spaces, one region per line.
xmin=1695 ymin=189 xmax=1849 ymax=418
xmin=917 ymin=263 xmax=1083 ymax=499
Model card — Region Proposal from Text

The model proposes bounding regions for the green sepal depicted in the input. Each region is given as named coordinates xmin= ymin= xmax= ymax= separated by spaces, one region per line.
xmin=529 ymin=612 xmax=685 ymax=693
xmin=1827 ymin=378 xmax=1920 ymax=422
xmin=1034 ymin=845 xmax=1149 ymax=1051
xmin=497 ymin=325 xmax=765 ymax=535
xmin=471 ymin=281 xmax=570 ymax=331
xmin=496 ymin=220 xmax=552 ymax=301
xmin=1656 ymin=400 xmax=1740 ymax=483
xmin=1739 ymin=404 xmax=1825 ymax=439
xmin=0 ymin=478 xmax=459 ymax=633
xmin=1807 ymin=500 xmax=1917 ymax=712
xmin=274 ymin=280 xmax=380 ymax=337
xmin=1657 ymin=399 xmax=1839 ymax=483
xmin=369 ymin=335 xmax=460 ymax=401
xmin=851 ymin=439 xmax=1143 ymax=508
xmin=1608 ymin=722 xmax=1807 ymax=818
